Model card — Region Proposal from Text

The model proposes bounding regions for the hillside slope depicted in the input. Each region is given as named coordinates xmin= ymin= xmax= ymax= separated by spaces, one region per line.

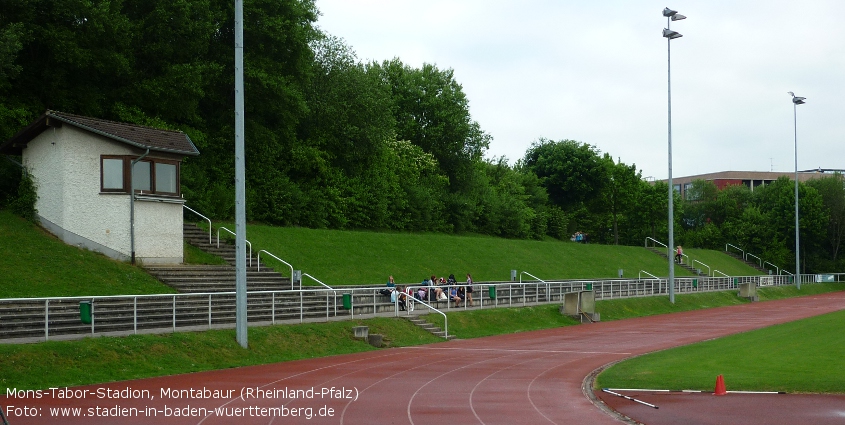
xmin=0 ymin=210 xmax=176 ymax=298
xmin=238 ymin=224 xmax=761 ymax=285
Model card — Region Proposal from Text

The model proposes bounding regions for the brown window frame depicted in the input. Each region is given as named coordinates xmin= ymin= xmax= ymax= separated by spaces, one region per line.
xmin=100 ymin=155 xmax=181 ymax=197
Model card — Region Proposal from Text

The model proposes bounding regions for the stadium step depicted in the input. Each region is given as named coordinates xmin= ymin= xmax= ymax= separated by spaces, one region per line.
xmin=406 ymin=316 xmax=456 ymax=340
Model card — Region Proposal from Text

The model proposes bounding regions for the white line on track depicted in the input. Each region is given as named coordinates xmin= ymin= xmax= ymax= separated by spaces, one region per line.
xmin=406 ymin=351 xmax=529 ymax=425
xmin=467 ymin=352 xmax=563 ymax=425
xmin=404 ymin=346 xmax=631 ymax=355
xmin=338 ymin=354 xmax=459 ymax=425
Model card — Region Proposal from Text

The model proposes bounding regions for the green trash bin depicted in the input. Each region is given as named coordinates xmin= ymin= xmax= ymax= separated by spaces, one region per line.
xmin=342 ymin=293 xmax=352 ymax=310
xmin=585 ymin=283 xmax=593 ymax=291
xmin=693 ymin=279 xmax=698 ymax=288
xmin=488 ymin=286 xmax=496 ymax=300
xmin=79 ymin=301 xmax=92 ymax=324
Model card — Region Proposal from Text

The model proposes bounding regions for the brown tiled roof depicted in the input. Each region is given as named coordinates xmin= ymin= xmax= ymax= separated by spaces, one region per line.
xmin=0 ymin=110 xmax=199 ymax=156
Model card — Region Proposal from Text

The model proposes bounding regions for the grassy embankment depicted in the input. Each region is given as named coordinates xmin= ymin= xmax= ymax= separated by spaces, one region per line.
xmin=0 ymin=317 xmax=440 ymax=391
xmin=224 ymin=223 xmax=762 ymax=285
xmin=0 ymin=211 xmax=175 ymax=298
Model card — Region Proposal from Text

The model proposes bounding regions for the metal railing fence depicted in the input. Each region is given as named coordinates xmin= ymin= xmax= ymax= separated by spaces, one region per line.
xmin=1 ymin=274 xmax=841 ymax=342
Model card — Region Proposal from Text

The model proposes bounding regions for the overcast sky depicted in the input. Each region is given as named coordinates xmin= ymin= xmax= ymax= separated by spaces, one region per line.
xmin=314 ymin=0 xmax=844 ymax=181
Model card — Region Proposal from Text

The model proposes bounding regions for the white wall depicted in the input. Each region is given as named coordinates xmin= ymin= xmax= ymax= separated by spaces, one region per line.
xmin=22 ymin=125 xmax=184 ymax=264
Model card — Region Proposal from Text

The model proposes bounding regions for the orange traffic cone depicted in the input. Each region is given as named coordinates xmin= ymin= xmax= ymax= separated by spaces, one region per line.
xmin=714 ymin=374 xmax=727 ymax=396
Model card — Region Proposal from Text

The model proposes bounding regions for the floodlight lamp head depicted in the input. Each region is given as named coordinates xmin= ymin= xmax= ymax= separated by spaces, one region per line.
xmin=672 ymin=13 xmax=687 ymax=21
xmin=663 ymin=28 xmax=683 ymax=39
xmin=789 ymin=92 xmax=806 ymax=104
xmin=663 ymin=7 xmax=678 ymax=17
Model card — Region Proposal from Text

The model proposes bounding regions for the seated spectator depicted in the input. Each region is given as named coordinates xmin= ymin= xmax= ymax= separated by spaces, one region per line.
xmin=450 ymin=286 xmax=463 ymax=307
xmin=397 ymin=285 xmax=407 ymax=311
xmin=379 ymin=275 xmax=395 ymax=297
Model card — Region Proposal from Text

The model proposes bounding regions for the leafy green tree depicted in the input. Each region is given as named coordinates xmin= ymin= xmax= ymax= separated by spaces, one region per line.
xmin=368 ymin=59 xmax=490 ymax=231
xmin=627 ymin=180 xmax=682 ymax=246
xmin=753 ymin=177 xmax=827 ymax=273
xmin=383 ymin=139 xmax=448 ymax=231
xmin=522 ymin=139 xmax=607 ymax=212
xmin=476 ymin=157 xmax=539 ymax=238
xmin=807 ymin=174 xmax=845 ymax=268
xmin=600 ymin=155 xmax=641 ymax=245
xmin=711 ymin=183 xmax=753 ymax=227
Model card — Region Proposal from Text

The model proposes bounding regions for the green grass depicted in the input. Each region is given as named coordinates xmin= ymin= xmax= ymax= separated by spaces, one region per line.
xmin=183 ymin=241 xmax=227 ymax=265
xmin=0 ymin=317 xmax=441 ymax=390
xmin=684 ymin=248 xmax=761 ymax=276
xmin=596 ymin=308 xmax=845 ymax=393
xmin=0 ymin=211 xmax=176 ymax=298
xmin=425 ymin=305 xmax=581 ymax=339
xmin=235 ymin=223 xmax=702 ymax=285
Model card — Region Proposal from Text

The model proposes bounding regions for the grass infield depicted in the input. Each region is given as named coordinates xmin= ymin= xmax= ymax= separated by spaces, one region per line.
xmin=596 ymin=308 xmax=845 ymax=393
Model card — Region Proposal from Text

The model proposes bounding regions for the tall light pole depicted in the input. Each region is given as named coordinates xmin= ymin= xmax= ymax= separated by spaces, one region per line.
xmin=234 ymin=0 xmax=248 ymax=348
xmin=663 ymin=7 xmax=685 ymax=304
xmin=789 ymin=91 xmax=805 ymax=289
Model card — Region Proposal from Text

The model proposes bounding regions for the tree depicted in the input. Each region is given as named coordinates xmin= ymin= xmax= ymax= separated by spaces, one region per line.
xmin=600 ymin=155 xmax=641 ymax=245
xmin=753 ymin=177 xmax=827 ymax=273
xmin=522 ymin=139 xmax=608 ymax=212
xmin=807 ymin=174 xmax=845 ymax=267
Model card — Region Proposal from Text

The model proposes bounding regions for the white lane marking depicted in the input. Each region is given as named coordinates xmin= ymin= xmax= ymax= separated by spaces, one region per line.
xmin=404 ymin=346 xmax=631 ymax=355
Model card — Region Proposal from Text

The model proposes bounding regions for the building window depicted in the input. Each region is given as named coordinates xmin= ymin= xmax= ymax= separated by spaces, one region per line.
xmin=101 ymin=158 xmax=125 ymax=190
xmin=101 ymin=155 xmax=180 ymax=196
xmin=155 ymin=162 xmax=177 ymax=194
xmin=133 ymin=161 xmax=151 ymax=191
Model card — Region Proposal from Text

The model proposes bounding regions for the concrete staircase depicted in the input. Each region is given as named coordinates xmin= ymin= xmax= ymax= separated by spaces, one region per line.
xmin=724 ymin=252 xmax=768 ymax=274
xmin=144 ymin=224 xmax=292 ymax=293
xmin=647 ymin=247 xmax=708 ymax=276
xmin=406 ymin=316 xmax=456 ymax=340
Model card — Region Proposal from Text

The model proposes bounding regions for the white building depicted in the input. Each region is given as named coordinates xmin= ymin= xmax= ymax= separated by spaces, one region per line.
xmin=1 ymin=111 xmax=200 ymax=264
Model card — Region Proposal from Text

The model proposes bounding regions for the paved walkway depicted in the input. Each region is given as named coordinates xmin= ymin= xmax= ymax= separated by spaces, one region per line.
xmin=4 ymin=291 xmax=844 ymax=424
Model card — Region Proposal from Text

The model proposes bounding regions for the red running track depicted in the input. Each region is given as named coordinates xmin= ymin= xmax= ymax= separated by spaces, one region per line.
xmin=3 ymin=292 xmax=844 ymax=425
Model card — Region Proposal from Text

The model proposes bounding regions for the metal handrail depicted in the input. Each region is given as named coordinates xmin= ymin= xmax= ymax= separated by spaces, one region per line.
xmin=182 ymin=205 xmax=212 ymax=245
xmin=298 ymin=273 xmax=334 ymax=320
xmin=692 ymin=259 xmax=711 ymax=277
xmin=257 ymin=250 xmax=296 ymax=289
xmin=400 ymin=295 xmax=449 ymax=339
xmin=726 ymin=243 xmax=744 ymax=258
xmin=520 ymin=271 xmax=550 ymax=303
xmin=217 ymin=226 xmax=251 ymax=267
xmin=639 ymin=270 xmax=659 ymax=280
xmin=763 ymin=261 xmax=780 ymax=275
xmin=645 ymin=237 xmax=669 ymax=256
xmin=746 ymin=253 xmax=762 ymax=268
xmin=713 ymin=269 xmax=729 ymax=277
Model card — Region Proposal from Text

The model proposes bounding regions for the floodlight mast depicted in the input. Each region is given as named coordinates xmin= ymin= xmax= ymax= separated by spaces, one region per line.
xmin=235 ymin=0 xmax=248 ymax=348
xmin=790 ymin=92 xmax=806 ymax=289
xmin=663 ymin=7 xmax=685 ymax=304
